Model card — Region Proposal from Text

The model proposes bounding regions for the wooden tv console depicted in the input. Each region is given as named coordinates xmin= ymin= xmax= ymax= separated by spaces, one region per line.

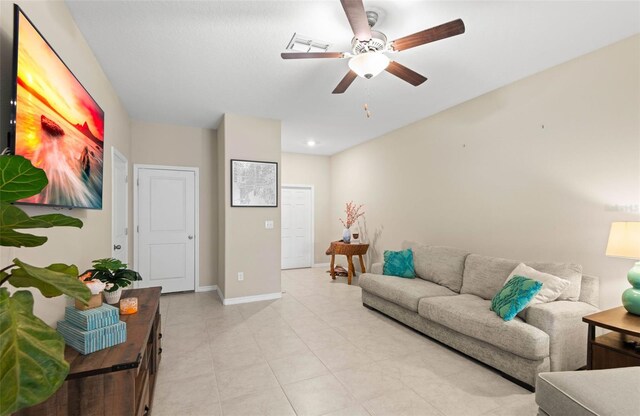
xmin=17 ymin=287 xmax=162 ymax=416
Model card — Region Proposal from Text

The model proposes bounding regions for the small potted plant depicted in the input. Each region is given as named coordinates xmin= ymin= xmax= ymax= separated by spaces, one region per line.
xmin=339 ymin=201 xmax=365 ymax=243
xmin=83 ymin=258 xmax=142 ymax=304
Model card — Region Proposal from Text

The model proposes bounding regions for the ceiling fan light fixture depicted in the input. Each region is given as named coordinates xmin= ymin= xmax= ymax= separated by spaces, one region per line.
xmin=348 ymin=52 xmax=389 ymax=79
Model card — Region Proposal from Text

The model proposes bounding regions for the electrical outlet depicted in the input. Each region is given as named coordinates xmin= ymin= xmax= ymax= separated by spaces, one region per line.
xmin=237 ymin=272 xmax=244 ymax=281
xmin=265 ymin=220 xmax=274 ymax=229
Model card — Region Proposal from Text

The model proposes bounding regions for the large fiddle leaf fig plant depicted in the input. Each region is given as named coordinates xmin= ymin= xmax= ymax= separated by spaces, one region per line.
xmin=0 ymin=154 xmax=91 ymax=416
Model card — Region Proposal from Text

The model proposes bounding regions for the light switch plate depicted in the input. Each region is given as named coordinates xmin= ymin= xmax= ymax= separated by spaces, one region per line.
xmin=265 ymin=220 xmax=274 ymax=229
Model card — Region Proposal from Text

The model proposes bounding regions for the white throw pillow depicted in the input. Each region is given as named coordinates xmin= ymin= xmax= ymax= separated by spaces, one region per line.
xmin=505 ymin=263 xmax=571 ymax=307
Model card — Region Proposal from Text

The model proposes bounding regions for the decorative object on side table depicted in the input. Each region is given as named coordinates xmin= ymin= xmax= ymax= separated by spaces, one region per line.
xmin=56 ymin=304 xmax=126 ymax=355
xmin=75 ymin=271 xmax=107 ymax=310
xmin=119 ymin=297 xmax=138 ymax=315
xmin=339 ymin=201 xmax=365 ymax=243
xmin=0 ymin=153 xmax=91 ymax=416
xmin=83 ymin=258 xmax=142 ymax=304
xmin=605 ymin=222 xmax=640 ymax=315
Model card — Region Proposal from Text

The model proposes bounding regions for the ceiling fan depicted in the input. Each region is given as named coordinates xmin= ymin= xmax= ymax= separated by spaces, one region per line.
xmin=281 ymin=0 xmax=465 ymax=94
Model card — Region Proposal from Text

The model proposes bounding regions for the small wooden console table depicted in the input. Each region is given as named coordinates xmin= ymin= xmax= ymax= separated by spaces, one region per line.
xmin=582 ymin=306 xmax=640 ymax=370
xmin=17 ymin=287 xmax=162 ymax=416
xmin=327 ymin=241 xmax=369 ymax=285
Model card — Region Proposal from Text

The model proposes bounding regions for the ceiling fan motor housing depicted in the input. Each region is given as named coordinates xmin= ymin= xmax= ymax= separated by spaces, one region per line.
xmin=351 ymin=30 xmax=388 ymax=55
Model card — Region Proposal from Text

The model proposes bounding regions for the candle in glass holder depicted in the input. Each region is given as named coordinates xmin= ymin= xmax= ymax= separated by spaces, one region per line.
xmin=119 ymin=297 xmax=138 ymax=315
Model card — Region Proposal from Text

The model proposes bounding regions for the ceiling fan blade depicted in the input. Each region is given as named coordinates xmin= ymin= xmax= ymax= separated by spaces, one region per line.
xmin=332 ymin=70 xmax=358 ymax=94
xmin=281 ymin=52 xmax=345 ymax=59
xmin=385 ymin=61 xmax=427 ymax=86
xmin=391 ymin=19 xmax=465 ymax=52
xmin=340 ymin=0 xmax=372 ymax=41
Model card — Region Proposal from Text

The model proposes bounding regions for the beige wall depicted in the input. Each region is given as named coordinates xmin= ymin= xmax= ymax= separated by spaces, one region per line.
xmin=330 ymin=35 xmax=640 ymax=310
xmin=281 ymin=153 xmax=332 ymax=264
xmin=218 ymin=113 xmax=282 ymax=300
xmin=131 ymin=121 xmax=218 ymax=288
xmin=0 ymin=0 xmax=132 ymax=324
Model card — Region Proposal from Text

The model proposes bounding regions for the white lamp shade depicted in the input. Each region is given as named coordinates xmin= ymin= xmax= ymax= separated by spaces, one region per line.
xmin=606 ymin=222 xmax=640 ymax=259
xmin=348 ymin=52 xmax=390 ymax=79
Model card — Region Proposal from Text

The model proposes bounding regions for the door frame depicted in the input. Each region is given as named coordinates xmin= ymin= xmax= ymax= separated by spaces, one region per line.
xmin=133 ymin=164 xmax=200 ymax=291
xmin=281 ymin=184 xmax=314 ymax=269
xmin=111 ymin=146 xmax=128 ymax=261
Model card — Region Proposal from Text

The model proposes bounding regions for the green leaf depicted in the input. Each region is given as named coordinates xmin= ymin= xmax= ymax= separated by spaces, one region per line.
xmin=114 ymin=269 xmax=142 ymax=282
xmin=0 ymin=288 xmax=69 ymax=415
xmin=0 ymin=155 xmax=48 ymax=203
xmin=8 ymin=259 xmax=90 ymax=303
xmin=28 ymin=214 xmax=83 ymax=229
xmin=0 ymin=229 xmax=48 ymax=248
xmin=0 ymin=203 xmax=83 ymax=248
xmin=0 ymin=203 xmax=50 ymax=229
xmin=92 ymin=258 xmax=127 ymax=271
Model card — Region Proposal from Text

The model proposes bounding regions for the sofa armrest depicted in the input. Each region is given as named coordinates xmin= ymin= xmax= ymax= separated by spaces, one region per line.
xmin=526 ymin=301 xmax=599 ymax=371
xmin=579 ymin=274 xmax=599 ymax=307
xmin=371 ymin=263 xmax=383 ymax=274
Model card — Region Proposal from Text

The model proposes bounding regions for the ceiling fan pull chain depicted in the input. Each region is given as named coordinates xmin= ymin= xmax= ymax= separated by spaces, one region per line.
xmin=364 ymin=82 xmax=372 ymax=118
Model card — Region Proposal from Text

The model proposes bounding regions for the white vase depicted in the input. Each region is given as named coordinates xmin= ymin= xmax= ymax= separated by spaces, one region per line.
xmin=103 ymin=287 xmax=123 ymax=304
xmin=342 ymin=228 xmax=351 ymax=243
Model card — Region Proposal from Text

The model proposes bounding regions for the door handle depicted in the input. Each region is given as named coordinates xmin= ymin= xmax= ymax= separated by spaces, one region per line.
xmin=113 ymin=244 xmax=121 ymax=250
xmin=188 ymin=235 xmax=194 ymax=240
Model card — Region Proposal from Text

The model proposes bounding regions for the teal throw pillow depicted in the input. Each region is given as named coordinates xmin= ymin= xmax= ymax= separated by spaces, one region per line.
xmin=491 ymin=275 xmax=543 ymax=321
xmin=383 ymin=249 xmax=416 ymax=279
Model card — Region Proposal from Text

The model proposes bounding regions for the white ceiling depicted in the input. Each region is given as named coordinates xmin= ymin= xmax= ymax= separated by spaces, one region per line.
xmin=65 ymin=1 xmax=640 ymax=155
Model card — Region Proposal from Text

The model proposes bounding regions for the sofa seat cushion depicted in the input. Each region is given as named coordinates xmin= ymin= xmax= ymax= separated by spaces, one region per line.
xmin=402 ymin=241 xmax=470 ymax=292
xmin=359 ymin=273 xmax=456 ymax=312
xmin=536 ymin=368 xmax=640 ymax=416
xmin=418 ymin=294 xmax=550 ymax=360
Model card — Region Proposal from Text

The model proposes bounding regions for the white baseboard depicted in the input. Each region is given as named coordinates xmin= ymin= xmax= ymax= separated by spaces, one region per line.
xmin=313 ymin=262 xmax=330 ymax=268
xmin=221 ymin=291 xmax=282 ymax=305
xmin=196 ymin=285 xmax=217 ymax=293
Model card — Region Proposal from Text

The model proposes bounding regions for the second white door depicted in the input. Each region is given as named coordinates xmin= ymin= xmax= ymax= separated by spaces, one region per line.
xmin=136 ymin=167 xmax=197 ymax=293
xmin=112 ymin=147 xmax=128 ymax=263
xmin=281 ymin=186 xmax=312 ymax=269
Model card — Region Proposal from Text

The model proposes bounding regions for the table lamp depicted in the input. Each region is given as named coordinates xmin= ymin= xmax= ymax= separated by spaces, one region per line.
xmin=605 ymin=222 xmax=640 ymax=315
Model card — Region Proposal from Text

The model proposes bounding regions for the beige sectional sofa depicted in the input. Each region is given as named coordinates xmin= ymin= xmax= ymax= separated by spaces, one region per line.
xmin=359 ymin=241 xmax=600 ymax=388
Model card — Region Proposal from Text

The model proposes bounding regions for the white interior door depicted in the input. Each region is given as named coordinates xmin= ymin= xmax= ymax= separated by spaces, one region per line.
xmin=112 ymin=147 xmax=128 ymax=263
xmin=136 ymin=167 xmax=197 ymax=293
xmin=281 ymin=186 xmax=312 ymax=269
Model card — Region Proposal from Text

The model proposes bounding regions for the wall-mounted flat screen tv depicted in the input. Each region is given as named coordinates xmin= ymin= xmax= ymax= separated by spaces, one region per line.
xmin=10 ymin=5 xmax=104 ymax=209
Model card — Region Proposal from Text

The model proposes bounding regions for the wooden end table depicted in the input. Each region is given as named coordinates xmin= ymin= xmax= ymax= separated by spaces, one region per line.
xmin=326 ymin=241 xmax=369 ymax=285
xmin=582 ymin=306 xmax=640 ymax=370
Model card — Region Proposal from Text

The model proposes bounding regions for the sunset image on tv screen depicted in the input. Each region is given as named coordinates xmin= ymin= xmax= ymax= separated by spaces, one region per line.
xmin=14 ymin=10 xmax=104 ymax=209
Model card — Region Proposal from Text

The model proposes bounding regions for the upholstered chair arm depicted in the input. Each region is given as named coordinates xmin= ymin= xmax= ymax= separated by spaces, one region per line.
xmin=525 ymin=301 xmax=599 ymax=371
xmin=370 ymin=263 xmax=383 ymax=275
xmin=579 ymin=274 xmax=600 ymax=307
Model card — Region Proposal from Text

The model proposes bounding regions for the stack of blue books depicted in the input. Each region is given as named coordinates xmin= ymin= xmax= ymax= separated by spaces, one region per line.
xmin=56 ymin=304 xmax=127 ymax=355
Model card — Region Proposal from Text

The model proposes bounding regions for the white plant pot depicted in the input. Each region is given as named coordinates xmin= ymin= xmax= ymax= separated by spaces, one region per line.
xmin=342 ymin=228 xmax=351 ymax=243
xmin=103 ymin=287 xmax=123 ymax=304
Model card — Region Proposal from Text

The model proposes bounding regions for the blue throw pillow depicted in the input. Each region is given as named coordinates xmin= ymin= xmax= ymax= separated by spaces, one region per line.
xmin=383 ymin=249 xmax=416 ymax=278
xmin=491 ymin=275 xmax=543 ymax=321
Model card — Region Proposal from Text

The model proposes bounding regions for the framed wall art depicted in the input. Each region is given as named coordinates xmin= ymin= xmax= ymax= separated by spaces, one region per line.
xmin=231 ymin=159 xmax=278 ymax=207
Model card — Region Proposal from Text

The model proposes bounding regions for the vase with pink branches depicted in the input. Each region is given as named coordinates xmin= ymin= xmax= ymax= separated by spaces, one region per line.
xmin=339 ymin=201 xmax=365 ymax=243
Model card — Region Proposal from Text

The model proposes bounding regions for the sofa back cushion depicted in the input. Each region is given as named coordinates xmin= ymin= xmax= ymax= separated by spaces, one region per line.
xmin=527 ymin=261 xmax=582 ymax=301
xmin=401 ymin=241 xmax=470 ymax=292
xmin=460 ymin=254 xmax=520 ymax=300
xmin=461 ymin=254 xmax=583 ymax=301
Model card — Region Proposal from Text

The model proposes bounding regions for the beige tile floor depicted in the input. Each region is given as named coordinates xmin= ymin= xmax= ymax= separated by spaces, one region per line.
xmin=154 ymin=268 xmax=537 ymax=416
